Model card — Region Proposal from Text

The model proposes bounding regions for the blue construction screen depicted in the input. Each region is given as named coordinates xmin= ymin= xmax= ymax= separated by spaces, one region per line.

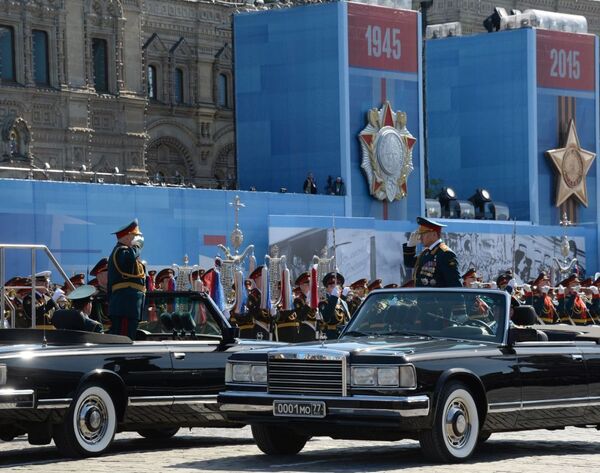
xmin=426 ymin=29 xmax=533 ymax=220
xmin=234 ymin=3 xmax=343 ymax=194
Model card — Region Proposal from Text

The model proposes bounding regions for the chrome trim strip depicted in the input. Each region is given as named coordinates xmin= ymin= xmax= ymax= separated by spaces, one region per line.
xmin=219 ymin=392 xmax=430 ymax=417
xmin=0 ymin=388 xmax=35 ymax=409
xmin=37 ymin=398 xmax=71 ymax=409
xmin=489 ymin=396 xmax=600 ymax=413
xmin=268 ymin=351 xmax=346 ymax=361
xmin=128 ymin=394 xmax=218 ymax=407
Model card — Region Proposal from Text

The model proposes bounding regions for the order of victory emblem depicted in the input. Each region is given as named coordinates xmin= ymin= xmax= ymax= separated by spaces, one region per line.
xmin=358 ymin=101 xmax=416 ymax=202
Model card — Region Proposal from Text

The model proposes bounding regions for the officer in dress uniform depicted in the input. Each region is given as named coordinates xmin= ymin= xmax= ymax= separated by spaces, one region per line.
xmin=293 ymin=271 xmax=320 ymax=341
xmin=347 ymin=278 xmax=368 ymax=317
xmin=245 ymin=265 xmax=272 ymax=340
xmin=52 ymin=285 xmax=103 ymax=333
xmin=318 ymin=271 xmax=350 ymax=339
xmin=403 ymin=217 xmax=461 ymax=288
xmin=89 ymin=257 xmax=110 ymax=328
xmin=21 ymin=271 xmax=59 ymax=327
xmin=523 ymin=272 xmax=558 ymax=324
xmin=107 ymin=219 xmax=146 ymax=339
xmin=556 ymin=274 xmax=593 ymax=325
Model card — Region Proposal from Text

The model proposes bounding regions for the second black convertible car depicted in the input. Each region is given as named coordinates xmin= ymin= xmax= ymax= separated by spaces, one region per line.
xmin=0 ymin=291 xmax=280 ymax=457
xmin=218 ymin=288 xmax=600 ymax=462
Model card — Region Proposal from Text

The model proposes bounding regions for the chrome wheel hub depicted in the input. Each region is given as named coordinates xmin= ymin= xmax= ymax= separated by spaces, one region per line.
xmin=77 ymin=395 xmax=108 ymax=445
xmin=444 ymin=399 xmax=471 ymax=448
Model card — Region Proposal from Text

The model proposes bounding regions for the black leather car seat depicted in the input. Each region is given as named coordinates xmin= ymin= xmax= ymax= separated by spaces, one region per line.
xmin=512 ymin=305 xmax=548 ymax=341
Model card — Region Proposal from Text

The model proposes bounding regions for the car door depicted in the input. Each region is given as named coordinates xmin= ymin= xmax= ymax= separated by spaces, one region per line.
xmin=580 ymin=342 xmax=600 ymax=424
xmin=514 ymin=342 xmax=588 ymax=428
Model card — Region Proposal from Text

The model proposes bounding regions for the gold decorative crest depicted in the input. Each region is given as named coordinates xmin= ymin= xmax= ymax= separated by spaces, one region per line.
xmin=546 ymin=119 xmax=596 ymax=207
xmin=358 ymin=101 xmax=416 ymax=202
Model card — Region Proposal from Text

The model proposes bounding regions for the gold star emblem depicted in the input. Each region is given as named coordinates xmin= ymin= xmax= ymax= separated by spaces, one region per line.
xmin=546 ymin=119 xmax=595 ymax=207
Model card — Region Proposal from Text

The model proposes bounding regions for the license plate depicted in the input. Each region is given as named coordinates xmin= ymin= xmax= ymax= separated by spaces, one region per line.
xmin=273 ymin=400 xmax=326 ymax=418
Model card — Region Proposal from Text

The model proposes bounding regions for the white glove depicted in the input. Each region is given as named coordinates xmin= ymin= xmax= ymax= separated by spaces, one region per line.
xmin=342 ymin=286 xmax=350 ymax=297
xmin=523 ymin=284 xmax=531 ymax=293
xmin=131 ymin=235 xmax=144 ymax=249
xmin=407 ymin=231 xmax=420 ymax=247
xmin=591 ymin=286 xmax=599 ymax=295
xmin=571 ymin=285 xmax=581 ymax=293
xmin=541 ymin=285 xmax=550 ymax=294
xmin=330 ymin=286 xmax=340 ymax=298
xmin=558 ymin=285 xmax=565 ymax=295
xmin=52 ymin=288 xmax=65 ymax=302
xmin=489 ymin=282 xmax=497 ymax=289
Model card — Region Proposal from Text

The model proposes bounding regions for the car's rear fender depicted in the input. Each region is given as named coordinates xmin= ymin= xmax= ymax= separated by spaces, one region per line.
xmin=432 ymin=368 xmax=488 ymax=426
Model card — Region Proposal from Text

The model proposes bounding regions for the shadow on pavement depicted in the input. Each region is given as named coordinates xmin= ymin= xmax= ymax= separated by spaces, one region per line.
xmin=173 ymin=437 xmax=600 ymax=472
xmin=0 ymin=433 xmax=255 ymax=467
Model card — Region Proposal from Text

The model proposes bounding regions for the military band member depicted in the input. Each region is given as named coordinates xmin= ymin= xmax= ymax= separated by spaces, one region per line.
xmin=21 ymin=271 xmax=58 ymax=327
xmin=52 ymin=285 xmax=103 ymax=333
xmin=89 ymin=257 xmax=110 ymax=328
xmin=462 ymin=268 xmax=479 ymax=288
xmin=384 ymin=283 xmax=399 ymax=289
xmin=293 ymin=271 xmax=319 ymax=341
xmin=155 ymin=268 xmax=176 ymax=291
xmin=403 ymin=217 xmax=461 ymax=288
xmin=556 ymin=274 xmax=593 ymax=326
xmin=347 ymin=278 xmax=368 ymax=317
xmin=107 ymin=219 xmax=146 ymax=339
xmin=246 ymin=265 xmax=272 ymax=340
xmin=523 ymin=272 xmax=558 ymax=324
xmin=367 ymin=279 xmax=383 ymax=293
xmin=319 ymin=271 xmax=350 ymax=339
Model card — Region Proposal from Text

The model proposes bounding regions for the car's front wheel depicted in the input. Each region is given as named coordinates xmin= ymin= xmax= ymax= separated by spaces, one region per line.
xmin=251 ymin=424 xmax=308 ymax=455
xmin=137 ymin=427 xmax=180 ymax=439
xmin=53 ymin=384 xmax=117 ymax=458
xmin=419 ymin=381 xmax=479 ymax=462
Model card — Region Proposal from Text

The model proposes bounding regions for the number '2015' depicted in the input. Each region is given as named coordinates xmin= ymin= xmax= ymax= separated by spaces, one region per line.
xmin=365 ymin=25 xmax=401 ymax=60
xmin=549 ymin=48 xmax=580 ymax=80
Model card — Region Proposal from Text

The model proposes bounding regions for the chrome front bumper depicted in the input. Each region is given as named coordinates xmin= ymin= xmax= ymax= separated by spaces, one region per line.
xmin=0 ymin=388 xmax=35 ymax=409
xmin=219 ymin=391 xmax=430 ymax=418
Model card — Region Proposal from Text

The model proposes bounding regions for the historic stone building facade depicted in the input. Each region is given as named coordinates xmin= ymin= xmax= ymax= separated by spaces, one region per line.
xmin=415 ymin=0 xmax=600 ymax=36
xmin=0 ymin=0 xmax=235 ymax=187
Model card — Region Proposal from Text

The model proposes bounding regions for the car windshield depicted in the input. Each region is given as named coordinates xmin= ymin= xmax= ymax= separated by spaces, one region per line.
xmin=343 ymin=289 xmax=508 ymax=344
xmin=139 ymin=292 xmax=222 ymax=336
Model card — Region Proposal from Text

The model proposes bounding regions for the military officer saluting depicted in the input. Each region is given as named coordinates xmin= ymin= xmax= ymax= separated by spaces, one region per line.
xmin=107 ymin=219 xmax=146 ymax=339
xmin=319 ymin=271 xmax=350 ymax=339
xmin=403 ymin=217 xmax=461 ymax=288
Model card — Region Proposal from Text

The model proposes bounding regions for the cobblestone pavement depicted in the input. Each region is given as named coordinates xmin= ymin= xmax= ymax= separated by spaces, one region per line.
xmin=0 ymin=426 xmax=599 ymax=472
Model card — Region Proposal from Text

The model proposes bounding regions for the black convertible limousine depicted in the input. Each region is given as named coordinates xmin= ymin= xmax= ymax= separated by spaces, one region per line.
xmin=0 ymin=291 xmax=280 ymax=457
xmin=218 ymin=288 xmax=600 ymax=463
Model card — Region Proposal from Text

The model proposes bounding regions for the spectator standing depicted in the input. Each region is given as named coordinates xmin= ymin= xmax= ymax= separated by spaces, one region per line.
xmin=333 ymin=176 xmax=346 ymax=196
xmin=303 ymin=172 xmax=317 ymax=194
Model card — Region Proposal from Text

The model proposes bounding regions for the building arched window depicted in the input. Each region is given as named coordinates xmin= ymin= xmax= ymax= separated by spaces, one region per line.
xmin=0 ymin=25 xmax=15 ymax=82
xmin=92 ymin=38 xmax=109 ymax=93
xmin=33 ymin=30 xmax=49 ymax=85
xmin=147 ymin=64 xmax=157 ymax=99
xmin=218 ymin=73 xmax=228 ymax=108
xmin=174 ymin=68 xmax=184 ymax=104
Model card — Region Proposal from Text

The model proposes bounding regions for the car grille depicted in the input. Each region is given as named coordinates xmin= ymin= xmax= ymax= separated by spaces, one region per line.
xmin=267 ymin=356 xmax=346 ymax=396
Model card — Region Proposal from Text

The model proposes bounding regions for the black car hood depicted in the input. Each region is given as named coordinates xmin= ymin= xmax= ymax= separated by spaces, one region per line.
xmin=244 ymin=336 xmax=497 ymax=362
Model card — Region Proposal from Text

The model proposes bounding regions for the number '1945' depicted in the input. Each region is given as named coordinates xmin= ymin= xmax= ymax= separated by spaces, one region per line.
xmin=365 ymin=25 xmax=401 ymax=60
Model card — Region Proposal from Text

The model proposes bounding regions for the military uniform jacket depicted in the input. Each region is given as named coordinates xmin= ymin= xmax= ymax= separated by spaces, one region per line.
xmin=107 ymin=244 xmax=146 ymax=319
xmin=22 ymin=292 xmax=57 ymax=326
xmin=525 ymin=293 xmax=558 ymax=324
xmin=557 ymin=293 xmax=592 ymax=325
xmin=403 ymin=241 xmax=461 ymax=288
xmin=52 ymin=309 xmax=103 ymax=333
xmin=91 ymin=288 xmax=110 ymax=325
xmin=319 ymin=294 xmax=350 ymax=328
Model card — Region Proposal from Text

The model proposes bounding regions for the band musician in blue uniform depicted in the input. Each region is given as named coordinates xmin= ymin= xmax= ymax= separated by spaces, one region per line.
xmin=402 ymin=217 xmax=461 ymax=288
xmin=107 ymin=219 xmax=146 ymax=339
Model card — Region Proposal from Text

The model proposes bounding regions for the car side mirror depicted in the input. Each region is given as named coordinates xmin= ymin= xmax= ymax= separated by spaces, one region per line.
xmin=223 ymin=325 xmax=240 ymax=342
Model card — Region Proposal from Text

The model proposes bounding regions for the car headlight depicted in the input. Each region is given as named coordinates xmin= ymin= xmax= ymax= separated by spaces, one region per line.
xmin=351 ymin=365 xmax=416 ymax=388
xmin=351 ymin=367 xmax=377 ymax=386
xmin=0 ymin=364 xmax=6 ymax=386
xmin=225 ymin=362 xmax=267 ymax=384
